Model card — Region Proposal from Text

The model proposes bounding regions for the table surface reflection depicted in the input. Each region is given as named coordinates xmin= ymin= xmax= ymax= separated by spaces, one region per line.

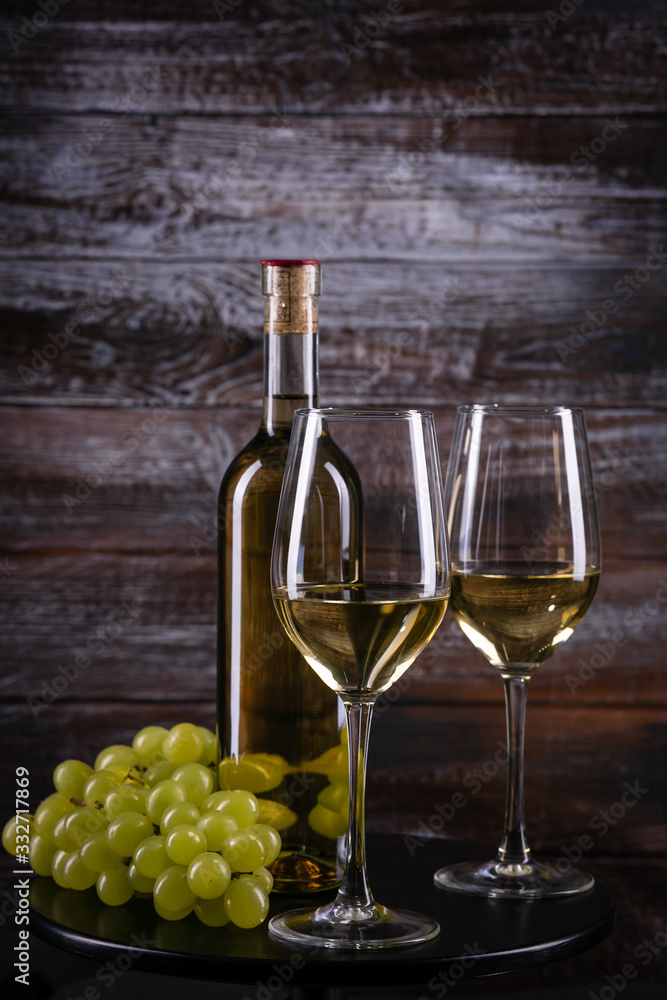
xmin=30 ymin=835 xmax=614 ymax=988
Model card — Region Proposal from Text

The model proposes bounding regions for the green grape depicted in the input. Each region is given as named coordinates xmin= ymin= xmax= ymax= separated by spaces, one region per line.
xmin=83 ymin=769 xmax=120 ymax=807
xmin=80 ymin=831 xmax=120 ymax=873
xmin=153 ymin=865 xmax=196 ymax=912
xmin=222 ymin=830 xmax=267 ymax=872
xmin=202 ymin=790 xmax=260 ymax=828
xmin=248 ymin=824 xmax=281 ymax=866
xmin=171 ymin=763 xmax=214 ymax=807
xmin=132 ymin=725 xmax=168 ymax=760
xmin=201 ymin=791 xmax=231 ymax=812
xmin=104 ymin=784 xmax=147 ymax=819
xmin=1 ymin=817 xmax=16 ymax=857
xmin=97 ymin=864 xmax=134 ymax=906
xmin=160 ymin=802 xmax=200 ymax=835
xmin=106 ymin=813 xmax=154 ymax=857
xmin=308 ymin=743 xmax=348 ymax=781
xmin=94 ymin=744 xmax=140 ymax=772
xmin=0 ymin=719 xmax=283 ymax=931
xmin=256 ymin=798 xmax=297 ymax=831
xmin=104 ymin=762 xmax=141 ymax=783
xmin=317 ymin=781 xmax=348 ymax=813
xmin=165 ymin=824 xmax=208 ymax=866
xmin=163 ymin=724 xmax=204 ymax=766
xmin=195 ymin=811 xmax=238 ymax=852
xmin=224 ymin=877 xmax=269 ymax=929
xmin=194 ymin=896 xmax=230 ymax=927
xmin=218 ymin=753 xmax=286 ymax=794
xmin=64 ymin=851 xmax=99 ymax=891
xmin=51 ymin=849 xmax=72 ymax=888
xmin=154 ymin=901 xmax=194 ymax=921
xmin=133 ymin=835 xmax=171 ymax=879
xmin=186 ymin=852 xmax=231 ymax=899
xmin=34 ymin=794 xmax=71 ymax=838
xmin=52 ymin=810 xmax=79 ymax=852
xmin=53 ymin=759 xmax=94 ymax=800
xmin=2 ymin=816 xmax=30 ymax=857
xmin=251 ymin=867 xmax=274 ymax=893
xmin=146 ymin=779 xmax=187 ymax=824
xmin=128 ymin=862 xmax=156 ymax=894
xmin=65 ymin=806 xmax=108 ymax=846
xmin=29 ymin=834 xmax=57 ymax=876
xmin=308 ymin=803 xmax=347 ymax=840
xmin=197 ymin=727 xmax=219 ymax=767
xmin=144 ymin=761 xmax=175 ymax=786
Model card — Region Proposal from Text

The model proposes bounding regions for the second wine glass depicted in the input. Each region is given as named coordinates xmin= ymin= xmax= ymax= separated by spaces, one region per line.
xmin=270 ymin=408 xmax=450 ymax=949
xmin=433 ymin=404 xmax=601 ymax=899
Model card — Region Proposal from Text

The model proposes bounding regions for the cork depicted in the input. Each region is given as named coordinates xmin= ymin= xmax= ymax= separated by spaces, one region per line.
xmin=261 ymin=260 xmax=320 ymax=334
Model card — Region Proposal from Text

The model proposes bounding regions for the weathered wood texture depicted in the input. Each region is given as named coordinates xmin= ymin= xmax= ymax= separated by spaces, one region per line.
xmin=1 ymin=1 xmax=666 ymax=114
xmin=1 ymin=264 xmax=666 ymax=408
xmin=0 ymin=116 xmax=664 ymax=262
xmin=0 ymin=408 xmax=664 ymax=559
xmin=1 ymin=554 xmax=665 ymax=707
xmin=0 ymin=0 xmax=665 ymax=990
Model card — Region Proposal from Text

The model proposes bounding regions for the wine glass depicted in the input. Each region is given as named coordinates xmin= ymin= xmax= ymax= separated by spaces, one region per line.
xmin=269 ymin=408 xmax=450 ymax=949
xmin=433 ymin=404 xmax=601 ymax=899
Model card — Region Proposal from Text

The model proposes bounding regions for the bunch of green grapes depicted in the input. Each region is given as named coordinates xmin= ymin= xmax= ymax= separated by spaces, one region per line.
xmin=2 ymin=723 xmax=281 ymax=929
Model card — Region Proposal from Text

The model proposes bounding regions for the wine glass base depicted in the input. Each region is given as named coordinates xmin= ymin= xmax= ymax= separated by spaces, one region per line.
xmin=269 ymin=899 xmax=440 ymax=950
xmin=433 ymin=858 xmax=595 ymax=900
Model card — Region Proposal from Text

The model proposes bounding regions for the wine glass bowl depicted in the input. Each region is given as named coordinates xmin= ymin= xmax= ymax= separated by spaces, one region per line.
xmin=433 ymin=404 xmax=601 ymax=899
xmin=269 ymin=408 xmax=450 ymax=948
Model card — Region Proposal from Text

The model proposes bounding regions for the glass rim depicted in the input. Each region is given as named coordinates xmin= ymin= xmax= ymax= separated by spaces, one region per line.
xmin=294 ymin=406 xmax=435 ymax=421
xmin=458 ymin=403 xmax=585 ymax=416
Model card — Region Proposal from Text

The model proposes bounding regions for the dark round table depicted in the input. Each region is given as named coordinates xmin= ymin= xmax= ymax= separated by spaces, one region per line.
xmin=30 ymin=835 xmax=614 ymax=991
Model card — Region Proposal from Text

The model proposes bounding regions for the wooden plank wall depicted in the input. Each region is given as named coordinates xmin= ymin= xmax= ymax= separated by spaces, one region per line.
xmin=0 ymin=0 xmax=665 ymax=993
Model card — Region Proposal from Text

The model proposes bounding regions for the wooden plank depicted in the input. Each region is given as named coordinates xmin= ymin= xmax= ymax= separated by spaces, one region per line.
xmin=0 ymin=406 xmax=667 ymax=563
xmin=0 ymin=556 xmax=664 ymax=708
xmin=0 ymin=407 xmax=664 ymax=558
xmin=0 ymin=555 xmax=218 ymax=706
xmin=0 ymin=409 xmax=236 ymax=550
xmin=1 ymin=2 xmax=666 ymax=114
xmin=367 ymin=704 xmax=667 ymax=857
xmin=1 ymin=262 xmax=666 ymax=409
xmin=0 ymin=115 xmax=664 ymax=262
xmin=1 ymin=701 xmax=664 ymax=858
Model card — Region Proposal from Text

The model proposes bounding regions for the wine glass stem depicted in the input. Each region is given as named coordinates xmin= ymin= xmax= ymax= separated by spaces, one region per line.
xmin=336 ymin=697 xmax=375 ymax=909
xmin=497 ymin=675 xmax=531 ymax=867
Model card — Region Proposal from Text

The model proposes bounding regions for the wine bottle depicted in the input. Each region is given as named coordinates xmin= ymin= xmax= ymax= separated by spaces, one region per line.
xmin=217 ymin=260 xmax=356 ymax=892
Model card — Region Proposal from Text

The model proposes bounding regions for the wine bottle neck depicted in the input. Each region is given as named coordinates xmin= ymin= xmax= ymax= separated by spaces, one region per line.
xmin=260 ymin=260 xmax=321 ymax=434
xmin=261 ymin=331 xmax=319 ymax=433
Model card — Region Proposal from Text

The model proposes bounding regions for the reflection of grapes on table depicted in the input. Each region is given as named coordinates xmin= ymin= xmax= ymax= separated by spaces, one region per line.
xmin=2 ymin=721 xmax=283 ymax=930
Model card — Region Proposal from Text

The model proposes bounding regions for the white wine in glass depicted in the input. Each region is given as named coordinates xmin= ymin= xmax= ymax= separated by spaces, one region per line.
xmin=434 ymin=404 xmax=601 ymax=899
xmin=270 ymin=408 xmax=450 ymax=949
